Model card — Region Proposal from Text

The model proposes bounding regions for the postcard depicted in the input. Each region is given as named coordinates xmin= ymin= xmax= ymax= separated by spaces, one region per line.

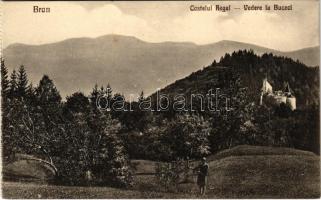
xmin=1 ymin=1 xmax=320 ymax=198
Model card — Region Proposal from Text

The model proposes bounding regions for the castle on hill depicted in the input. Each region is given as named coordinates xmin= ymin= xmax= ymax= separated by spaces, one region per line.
xmin=260 ymin=78 xmax=296 ymax=110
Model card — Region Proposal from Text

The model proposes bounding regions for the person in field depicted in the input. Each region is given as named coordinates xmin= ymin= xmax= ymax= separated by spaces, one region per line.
xmin=196 ymin=157 xmax=209 ymax=195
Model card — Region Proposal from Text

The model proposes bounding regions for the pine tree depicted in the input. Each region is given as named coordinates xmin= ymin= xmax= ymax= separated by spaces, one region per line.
xmin=9 ymin=70 xmax=17 ymax=98
xmin=26 ymin=82 xmax=35 ymax=101
xmin=17 ymin=65 xmax=28 ymax=99
xmin=89 ymin=83 xmax=99 ymax=109
xmin=99 ymin=85 xmax=104 ymax=95
xmin=106 ymin=83 xmax=113 ymax=101
xmin=138 ymin=91 xmax=144 ymax=103
xmin=35 ymin=75 xmax=61 ymax=106
xmin=1 ymin=58 xmax=10 ymax=98
xmin=1 ymin=59 xmax=12 ymax=162
xmin=34 ymin=75 xmax=63 ymax=140
xmin=95 ymin=84 xmax=113 ymax=112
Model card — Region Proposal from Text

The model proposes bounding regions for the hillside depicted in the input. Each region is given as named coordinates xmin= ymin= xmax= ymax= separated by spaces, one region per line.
xmin=3 ymin=34 xmax=319 ymax=98
xmin=3 ymin=145 xmax=320 ymax=198
xmin=150 ymin=50 xmax=319 ymax=107
xmin=205 ymin=145 xmax=320 ymax=198
xmin=281 ymin=46 xmax=320 ymax=67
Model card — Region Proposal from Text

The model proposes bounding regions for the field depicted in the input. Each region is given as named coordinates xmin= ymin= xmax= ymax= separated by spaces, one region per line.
xmin=2 ymin=145 xmax=320 ymax=198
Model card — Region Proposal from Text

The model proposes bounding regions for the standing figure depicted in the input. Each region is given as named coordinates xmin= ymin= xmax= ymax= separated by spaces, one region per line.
xmin=196 ymin=157 xmax=209 ymax=196
xmin=85 ymin=169 xmax=93 ymax=186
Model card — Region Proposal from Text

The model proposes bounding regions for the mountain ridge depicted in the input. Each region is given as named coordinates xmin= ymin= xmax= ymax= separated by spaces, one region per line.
xmin=5 ymin=36 xmax=318 ymax=53
xmin=3 ymin=34 xmax=319 ymax=98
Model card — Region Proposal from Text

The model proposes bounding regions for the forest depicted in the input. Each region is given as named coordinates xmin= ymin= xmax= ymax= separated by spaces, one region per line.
xmin=1 ymin=50 xmax=319 ymax=187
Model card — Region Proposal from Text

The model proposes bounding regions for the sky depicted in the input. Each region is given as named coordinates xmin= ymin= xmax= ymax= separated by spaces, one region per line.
xmin=2 ymin=1 xmax=320 ymax=51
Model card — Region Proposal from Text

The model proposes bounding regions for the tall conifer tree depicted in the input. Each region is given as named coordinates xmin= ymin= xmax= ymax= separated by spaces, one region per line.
xmin=9 ymin=70 xmax=17 ymax=98
xmin=17 ymin=65 xmax=28 ymax=99
xmin=1 ymin=59 xmax=10 ymax=98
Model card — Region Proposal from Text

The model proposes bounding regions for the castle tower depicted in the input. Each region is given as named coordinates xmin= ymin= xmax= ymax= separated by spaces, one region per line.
xmin=284 ymin=82 xmax=292 ymax=96
xmin=262 ymin=78 xmax=273 ymax=94
xmin=260 ymin=78 xmax=273 ymax=105
xmin=283 ymin=82 xmax=296 ymax=110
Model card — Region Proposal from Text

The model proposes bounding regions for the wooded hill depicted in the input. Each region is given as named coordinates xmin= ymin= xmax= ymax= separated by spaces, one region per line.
xmin=150 ymin=50 xmax=319 ymax=109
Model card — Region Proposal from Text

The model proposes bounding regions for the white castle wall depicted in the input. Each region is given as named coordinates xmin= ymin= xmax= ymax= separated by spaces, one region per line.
xmin=286 ymin=97 xmax=296 ymax=110
xmin=274 ymin=95 xmax=287 ymax=104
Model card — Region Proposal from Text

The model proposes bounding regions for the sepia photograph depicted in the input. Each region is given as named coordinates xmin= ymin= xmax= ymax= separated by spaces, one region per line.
xmin=1 ymin=0 xmax=320 ymax=198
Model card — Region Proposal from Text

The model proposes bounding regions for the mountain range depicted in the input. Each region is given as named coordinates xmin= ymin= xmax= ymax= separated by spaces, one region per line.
xmin=3 ymin=34 xmax=319 ymax=99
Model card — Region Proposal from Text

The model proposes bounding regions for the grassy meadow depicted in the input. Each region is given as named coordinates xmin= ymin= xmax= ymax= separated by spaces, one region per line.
xmin=2 ymin=145 xmax=320 ymax=198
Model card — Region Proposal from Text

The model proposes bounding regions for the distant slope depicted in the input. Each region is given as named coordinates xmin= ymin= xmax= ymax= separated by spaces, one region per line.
xmin=3 ymin=35 xmax=319 ymax=98
xmin=282 ymin=46 xmax=320 ymax=67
